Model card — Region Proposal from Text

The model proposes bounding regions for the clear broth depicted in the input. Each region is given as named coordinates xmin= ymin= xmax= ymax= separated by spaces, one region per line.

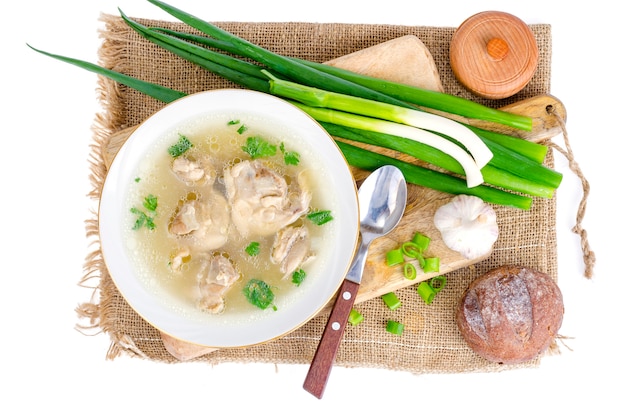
xmin=122 ymin=111 xmax=337 ymax=324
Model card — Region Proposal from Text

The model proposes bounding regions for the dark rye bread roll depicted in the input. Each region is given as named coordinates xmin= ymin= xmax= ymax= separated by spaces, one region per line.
xmin=456 ymin=265 xmax=564 ymax=364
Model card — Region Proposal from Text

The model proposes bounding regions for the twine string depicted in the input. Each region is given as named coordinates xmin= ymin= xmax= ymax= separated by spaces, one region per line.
xmin=544 ymin=105 xmax=595 ymax=278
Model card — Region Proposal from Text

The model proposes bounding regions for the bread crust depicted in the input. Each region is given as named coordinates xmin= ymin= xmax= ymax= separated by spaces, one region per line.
xmin=456 ymin=265 xmax=564 ymax=364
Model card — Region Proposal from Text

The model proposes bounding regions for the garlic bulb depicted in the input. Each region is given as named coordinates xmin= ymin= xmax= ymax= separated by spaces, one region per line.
xmin=433 ymin=195 xmax=498 ymax=260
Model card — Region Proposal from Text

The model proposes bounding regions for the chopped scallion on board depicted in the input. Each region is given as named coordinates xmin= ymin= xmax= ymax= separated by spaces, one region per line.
xmin=403 ymin=263 xmax=417 ymax=280
xmin=422 ymin=257 xmax=440 ymax=273
xmin=386 ymin=248 xmax=404 ymax=266
xmin=401 ymin=241 xmax=422 ymax=259
xmin=411 ymin=232 xmax=431 ymax=252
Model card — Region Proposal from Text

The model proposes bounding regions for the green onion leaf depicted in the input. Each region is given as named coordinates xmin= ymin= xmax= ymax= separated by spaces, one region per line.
xmin=146 ymin=0 xmax=415 ymax=108
xmin=27 ymin=44 xmax=187 ymax=104
xmin=119 ymin=11 xmax=270 ymax=93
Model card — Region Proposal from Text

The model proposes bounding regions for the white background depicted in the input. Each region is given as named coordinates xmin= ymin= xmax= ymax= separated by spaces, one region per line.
xmin=5 ymin=1 xmax=622 ymax=412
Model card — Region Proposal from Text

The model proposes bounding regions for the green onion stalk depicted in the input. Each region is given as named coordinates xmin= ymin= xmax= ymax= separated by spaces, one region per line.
xmin=151 ymin=24 xmax=532 ymax=131
xmin=320 ymin=123 xmax=555 ymax=198
xmin=264 ymin=72 xmax=493 ymax=171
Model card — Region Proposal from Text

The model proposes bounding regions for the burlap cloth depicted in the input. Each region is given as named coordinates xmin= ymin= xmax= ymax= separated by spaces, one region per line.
xmin=79 ymin=15 xmax=561 ymax=373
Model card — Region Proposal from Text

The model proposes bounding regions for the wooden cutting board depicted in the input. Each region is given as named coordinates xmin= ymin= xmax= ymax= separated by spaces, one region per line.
xmin=100 ymin=36 xmax=565 ymax=358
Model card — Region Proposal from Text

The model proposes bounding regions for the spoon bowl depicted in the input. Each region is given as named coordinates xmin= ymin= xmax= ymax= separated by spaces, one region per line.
xmin=358 ymin=165 xmax=408 ymax=244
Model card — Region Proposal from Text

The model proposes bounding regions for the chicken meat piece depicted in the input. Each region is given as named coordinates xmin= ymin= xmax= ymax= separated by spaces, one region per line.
xmin=171 ymin=154 xmax=216 ymax=186
xmin=271 ymin=225 xmax=314 ymax=278
xmin=196 ymin=254 xmax=240 ymax=314
xmin=169 ymin=191 xmax=231 ymax=251
xmin=169 ymin=247 xmax=191 ymax=272
xmin=223 ymin=160 xmax=311 ymax=237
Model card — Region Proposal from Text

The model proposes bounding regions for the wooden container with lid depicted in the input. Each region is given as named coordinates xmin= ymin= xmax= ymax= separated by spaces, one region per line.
xmin=450 ymin=11 xmax=539 ymax=100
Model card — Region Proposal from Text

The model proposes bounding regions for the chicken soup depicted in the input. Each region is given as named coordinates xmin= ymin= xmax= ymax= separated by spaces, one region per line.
xmin=122 ymin=111 xmax=337 ymax=324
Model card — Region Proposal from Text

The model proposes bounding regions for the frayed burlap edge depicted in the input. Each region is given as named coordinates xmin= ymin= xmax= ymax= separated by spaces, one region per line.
xmin=75 ymin=17 xmax=145 ymax=358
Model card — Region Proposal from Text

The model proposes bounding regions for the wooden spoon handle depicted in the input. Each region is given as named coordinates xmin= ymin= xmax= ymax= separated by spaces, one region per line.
xmin=303 ymin=279 xmax=360 ymax=399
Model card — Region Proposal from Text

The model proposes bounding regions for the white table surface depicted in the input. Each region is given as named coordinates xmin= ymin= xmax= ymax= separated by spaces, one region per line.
xmin=5 ymin=1 xmax=621 ymax=412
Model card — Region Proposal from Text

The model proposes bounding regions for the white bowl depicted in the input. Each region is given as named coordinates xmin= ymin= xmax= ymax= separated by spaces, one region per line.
xmin=99 ymin=89 xmax=359 ymax=348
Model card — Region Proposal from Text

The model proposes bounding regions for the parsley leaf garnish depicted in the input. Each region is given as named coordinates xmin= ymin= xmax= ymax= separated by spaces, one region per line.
xmin=242 ymin=136 xmax=277 ymax=159
xmin=130 ymin=207 xmax=156 ymax=230
xmin=280 ymin=142 xmax=300 ymax=166
xmin=143 ymin=194 xmax=158 ymax=212
xmin=307 ymin=210 xmax=334 ymax=225
xmin=292 ymin=269 xmax=306 ymax=286
xmin=131 ymin=194 xmax=158 ymax=230
xmin=245 ymin=241 xmax=261 ymax=256
xmin=243 ymin=279 xmax=277 ymax=310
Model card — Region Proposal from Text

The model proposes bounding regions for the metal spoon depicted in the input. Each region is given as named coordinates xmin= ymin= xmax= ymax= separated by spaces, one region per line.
xmin=303 ymin=165 xmax=407 ymax=399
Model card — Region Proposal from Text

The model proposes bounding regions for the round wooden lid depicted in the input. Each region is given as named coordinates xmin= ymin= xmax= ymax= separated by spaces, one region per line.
xmin=450 ymin=11 xmax=539 ymax=99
